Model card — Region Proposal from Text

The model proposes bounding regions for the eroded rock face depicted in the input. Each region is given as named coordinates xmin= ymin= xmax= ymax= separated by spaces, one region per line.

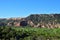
xmin=1 ymin=17 xmax=60 ymax=28
xmin=27 ymin=20 xmax=34 ymax=27
xmin=14 ymin=22 xmax=20 ymax=26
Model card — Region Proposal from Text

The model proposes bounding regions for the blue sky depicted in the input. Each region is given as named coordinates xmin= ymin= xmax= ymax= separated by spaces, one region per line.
xmin=0 ymin=0 xmax=60 ymax=18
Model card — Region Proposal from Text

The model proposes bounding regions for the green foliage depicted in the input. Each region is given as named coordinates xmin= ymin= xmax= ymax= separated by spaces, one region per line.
xmin=0 ymin=26 xmax=60 ymax=40
xmin=26 ymin=14 xmax=60 ymax=24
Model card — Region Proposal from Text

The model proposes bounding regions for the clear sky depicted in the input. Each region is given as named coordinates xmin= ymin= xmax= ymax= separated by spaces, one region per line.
xmin=0 ymin=0 xmax=60 ymax=18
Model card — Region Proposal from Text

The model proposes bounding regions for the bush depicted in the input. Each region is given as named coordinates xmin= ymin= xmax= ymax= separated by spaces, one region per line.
xmin=0 ymin=26 xmax=60 ymax=40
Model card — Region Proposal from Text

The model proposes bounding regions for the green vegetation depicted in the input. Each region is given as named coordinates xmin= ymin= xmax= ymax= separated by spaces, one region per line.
xmin=26 ymin=14 xmax=60 ymax=24
xmin=0 ymin=26 xmax=60 ymax=40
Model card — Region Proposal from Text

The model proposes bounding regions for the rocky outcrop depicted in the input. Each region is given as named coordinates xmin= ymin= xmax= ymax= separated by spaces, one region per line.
xmin=0 ymin=14 xmax=60 ymax=28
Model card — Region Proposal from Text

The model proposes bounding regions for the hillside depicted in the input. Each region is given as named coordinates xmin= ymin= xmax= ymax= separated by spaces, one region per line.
xmin=26 ymin=14 xmax=60 ymax=25
xmin=0 ymin=14 xmax=60 ymax=28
